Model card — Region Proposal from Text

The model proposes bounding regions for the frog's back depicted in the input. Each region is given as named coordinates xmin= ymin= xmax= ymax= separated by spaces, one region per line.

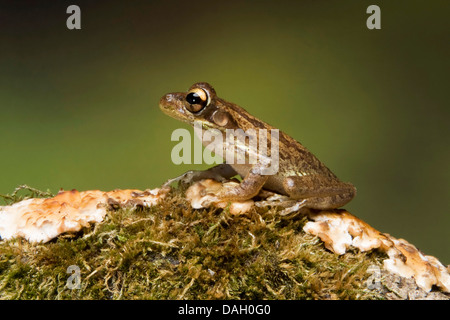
xmin=277 ymin=130 xmax=339 ymax=180
xmin=224 ymin=101 xmax=343 ymax=182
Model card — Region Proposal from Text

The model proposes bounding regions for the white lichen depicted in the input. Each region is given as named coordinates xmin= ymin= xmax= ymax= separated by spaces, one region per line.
xmin=303 ymin=210 xmax=450 ymax=293
xmin=0 ymin=188 xmax=168 ymax=243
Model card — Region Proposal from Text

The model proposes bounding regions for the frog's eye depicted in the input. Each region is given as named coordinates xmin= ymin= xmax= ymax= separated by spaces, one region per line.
xmin=185 ymin=88 xmax=209 ymax=113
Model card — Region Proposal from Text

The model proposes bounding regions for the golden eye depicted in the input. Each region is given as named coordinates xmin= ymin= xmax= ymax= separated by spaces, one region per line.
xmin=185 ymin=88 xmax=209 ymax=113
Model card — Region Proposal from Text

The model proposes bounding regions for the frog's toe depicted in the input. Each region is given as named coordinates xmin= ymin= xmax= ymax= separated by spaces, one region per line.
xmin=255 ymin=194 xmax=294 ymax=208
xmin=279 ymin=199 xmax=307 ymax=216
xmin=162 ymin=176 xmax=182 ymax=188
xmin=179 ymin=171 xmax=197 ymax=186
xmin=255 ymin=197 xmax=307 ymax=216
xmin=200 ymin=196 xmax=219 ymax=208
xmin=161 ymin=171 xmax=197 ymax=189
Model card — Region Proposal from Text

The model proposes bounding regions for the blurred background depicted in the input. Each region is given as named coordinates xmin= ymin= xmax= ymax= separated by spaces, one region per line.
xmin=0 ymin=1 xmax=448 ymax=263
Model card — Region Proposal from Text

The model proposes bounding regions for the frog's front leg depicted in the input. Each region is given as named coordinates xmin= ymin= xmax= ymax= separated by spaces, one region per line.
xmin=212 ymin=167 xmax=269 ymax=202
xmin=162 ymin=164 xmax=238 ymax=188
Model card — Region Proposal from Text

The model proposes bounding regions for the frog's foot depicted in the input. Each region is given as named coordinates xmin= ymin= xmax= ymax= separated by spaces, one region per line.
xmin=199 ymin=195 xmax=220 ymax=208
xmin=279 ymin=199 xmax=307 ymax=216
xmin=162 ymin=174 xmax=185 ymax=189
xmin=256 ymin=196 xmax=307 ymax=216
xmin=162 ymin=171 xmax=197 ymax=189
xmin=255 ymin=189 xmax=278 ymax=200
xmin=255 ymin=193 xmax=292 ymax=207
xmin=163 ymin=164 xmax=238 ymax=189
xmin=162 ymin=170 xmax=227 ymax=189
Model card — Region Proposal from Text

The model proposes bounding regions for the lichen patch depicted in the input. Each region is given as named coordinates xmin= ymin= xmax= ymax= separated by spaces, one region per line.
xmin=0 ymin=188 xmax=168 ymax=243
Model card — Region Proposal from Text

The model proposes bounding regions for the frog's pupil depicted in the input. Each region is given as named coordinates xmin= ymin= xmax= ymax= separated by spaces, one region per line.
xmin=187 ymin=92 xmax=202 ymax=105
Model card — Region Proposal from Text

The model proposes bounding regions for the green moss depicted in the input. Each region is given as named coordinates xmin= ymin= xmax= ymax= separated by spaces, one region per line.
xmin=0 ymin=184 xmax=54 ymax=205
xmin=0 ymin=188 xmax=385 ymax=300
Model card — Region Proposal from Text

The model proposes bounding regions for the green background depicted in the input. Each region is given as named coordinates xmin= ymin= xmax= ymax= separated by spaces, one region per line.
xmin=1 ymin=1 xmax=449 ymax=263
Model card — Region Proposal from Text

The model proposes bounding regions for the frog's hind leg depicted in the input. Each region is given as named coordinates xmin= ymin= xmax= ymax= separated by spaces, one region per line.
xmin=283 ymin=175 xmax=356 ymax=210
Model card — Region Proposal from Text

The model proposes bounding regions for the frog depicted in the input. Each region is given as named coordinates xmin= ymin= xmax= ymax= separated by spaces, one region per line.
xmin=159 ymin=82 xmax=356 ymax=214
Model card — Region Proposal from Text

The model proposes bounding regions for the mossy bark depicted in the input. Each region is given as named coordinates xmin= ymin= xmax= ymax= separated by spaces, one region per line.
xmin=0 ymin=188 xmax=448 ymax=300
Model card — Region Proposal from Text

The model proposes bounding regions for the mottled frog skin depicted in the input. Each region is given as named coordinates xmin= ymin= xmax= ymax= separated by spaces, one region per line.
xmin=159 ymin=82 xmax=356 ymax=211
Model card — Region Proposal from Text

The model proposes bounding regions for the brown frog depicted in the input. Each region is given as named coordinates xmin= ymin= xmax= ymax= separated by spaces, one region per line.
xmin=159 ymin=82 xmax=356 ymax=213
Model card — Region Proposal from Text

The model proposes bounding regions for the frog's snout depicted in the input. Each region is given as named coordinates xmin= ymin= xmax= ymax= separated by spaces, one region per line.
xmin=159 ymin=93 xmax=177 ymax=112
xmin=159 ymin=93 xmax=171 ymax=107
xmin=159 ymin=92 xmax=192 ymax=122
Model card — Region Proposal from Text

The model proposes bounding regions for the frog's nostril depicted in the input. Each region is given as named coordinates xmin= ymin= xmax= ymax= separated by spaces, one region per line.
xmin=159 ymin=94 xmax=172 ymax=107
xmin=165 ymin=93 xmax=175 ymax=102
xmin=159 ymin=94 xmax=170 ymax=103
xmin=159 ymin=92 xmax=187 ymax=116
